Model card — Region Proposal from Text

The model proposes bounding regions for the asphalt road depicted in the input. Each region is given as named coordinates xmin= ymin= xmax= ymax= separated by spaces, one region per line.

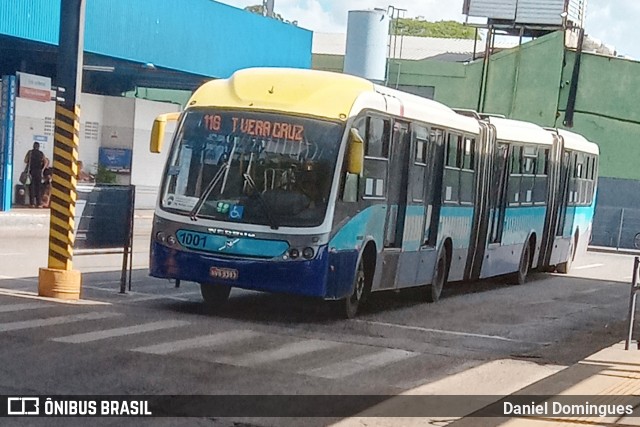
xmin=0 ymin=218 xmax=635 ymax=426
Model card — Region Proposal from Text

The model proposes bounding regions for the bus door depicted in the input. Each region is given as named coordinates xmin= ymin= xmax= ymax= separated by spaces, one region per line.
xmin=487 ymin=142 xmax=509 ymax=245
xmin=539 ymin=134 xmax=562 ymax=267
xmin=467 ymin=123 xmax=495 ymax=280
xmin=379 ymin=120 xmax=411 ymax=288
xmin=555 ymin=150 xmax=573 ymax=238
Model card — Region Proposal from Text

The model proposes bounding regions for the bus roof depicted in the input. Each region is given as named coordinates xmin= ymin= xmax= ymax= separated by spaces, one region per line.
xmin=372 ymin=85 xmax=479 ymax=134
xmin=188 ymin=68 xmax=374 ymax=120
xmin=187 ymin=68 xmax=479 ymax=133
xmin=487 ymin=117 xmax=555 ymax=146
xmin=556 ymin=129 xmax=600 ymax=155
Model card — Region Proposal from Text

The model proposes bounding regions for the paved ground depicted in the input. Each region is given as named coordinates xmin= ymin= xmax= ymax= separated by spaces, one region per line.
xmin=0 ymin=212 xmax=637 ymax=426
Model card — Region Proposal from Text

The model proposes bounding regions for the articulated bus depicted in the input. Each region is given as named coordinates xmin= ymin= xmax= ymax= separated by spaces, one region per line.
xmin=148 ymin=68 xmax=598 ymax=318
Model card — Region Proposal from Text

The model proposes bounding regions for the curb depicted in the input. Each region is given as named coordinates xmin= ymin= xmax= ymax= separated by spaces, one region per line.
xmin=0 ymin=209 xmax=155 ymax=229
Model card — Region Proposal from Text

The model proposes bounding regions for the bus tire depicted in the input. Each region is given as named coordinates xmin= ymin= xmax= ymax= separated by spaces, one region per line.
xmin=514 ymin=241 xmax=532 ymax=285
xmin=556 ymin=237 xmax=576 ymax=274
xmin=343 ymin=258 xmax=368 ymax=319
xmin=200 ymin=283 xmax=231 ymax=310
xmin=426 ymin=251 xmax=448 ymax=303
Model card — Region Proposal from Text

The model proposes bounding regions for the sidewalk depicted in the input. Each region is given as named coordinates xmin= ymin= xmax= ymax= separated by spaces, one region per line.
xmin=451 ymin=341 xmax=640 ymax=426
xmin=329 ymin=341 xmax=640 ymax=426
xmin=0 ymin=207 xmax=155 ymax=229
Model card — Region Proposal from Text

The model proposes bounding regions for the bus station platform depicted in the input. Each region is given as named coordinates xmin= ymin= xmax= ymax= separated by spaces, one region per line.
xmin=328 ymin=341 xmax=640 ymax=426
xmin=451 ymin=341 xmax=640 ymax=426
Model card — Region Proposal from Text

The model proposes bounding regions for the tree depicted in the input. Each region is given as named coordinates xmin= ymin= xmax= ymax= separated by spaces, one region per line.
xmin=392 ymin=18 xmax=478 ymax=40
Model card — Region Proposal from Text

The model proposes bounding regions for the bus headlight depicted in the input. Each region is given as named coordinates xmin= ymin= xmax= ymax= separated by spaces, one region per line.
xmin=289 ymin=248 xmax=300 ymax=259
xmin=167 ymin=235 xmax=177 ymax=246
xmin=302 ymin=247 xmax=314 ymax=259
xmin=156 ymin=232 xmax=166 ymax=243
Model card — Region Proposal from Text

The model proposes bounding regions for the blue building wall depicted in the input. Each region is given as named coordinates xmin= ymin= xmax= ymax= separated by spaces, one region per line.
xmin=0 ymin=0 xmax=312 ymax=78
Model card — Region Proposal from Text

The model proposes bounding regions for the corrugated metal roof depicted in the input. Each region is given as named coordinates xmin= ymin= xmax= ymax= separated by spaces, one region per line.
xmin=313 ymin=32 xmax=518 ymax=61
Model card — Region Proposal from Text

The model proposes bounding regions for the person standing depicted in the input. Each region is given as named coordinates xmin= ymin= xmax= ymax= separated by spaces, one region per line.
xmin=23 ymin=142 xmax=48 ymax=207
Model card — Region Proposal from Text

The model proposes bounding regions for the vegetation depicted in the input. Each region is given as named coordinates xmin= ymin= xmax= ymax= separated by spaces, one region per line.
xmin=95 ymin=165 xmax=117 ymax=184
xmin=242 ymin=5 xmax=473 ymax=39
xmin=392 ymin=18 xmax=478 ymax=40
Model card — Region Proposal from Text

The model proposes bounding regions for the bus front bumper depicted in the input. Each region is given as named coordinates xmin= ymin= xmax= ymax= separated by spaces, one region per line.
xmin=149 ymin=241 xmax=332 ymax=298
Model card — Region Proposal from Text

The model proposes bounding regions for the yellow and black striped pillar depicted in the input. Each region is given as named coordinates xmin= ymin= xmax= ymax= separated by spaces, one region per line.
xmin=38 ymin=0 xmax=85 ymax=300
xmin=38 ymin=105 xmax=82 ymax=299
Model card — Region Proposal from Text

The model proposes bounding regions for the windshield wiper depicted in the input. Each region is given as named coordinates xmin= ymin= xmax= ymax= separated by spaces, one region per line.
xmin=243 ymin=173 xmax=279 ymax=230
xmin=189 ymin=162 xmax=229 ymax=221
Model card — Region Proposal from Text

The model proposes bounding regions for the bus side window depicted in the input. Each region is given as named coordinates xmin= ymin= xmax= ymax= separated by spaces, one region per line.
xmin=460 ymin=137 xmax=475 ymax=204
xmin=533 ymin=148 xmax=549 ymax=204
xmin=462 ymin=137 xmax=474 ymax=170
xmin=445 ymin=133 xmax=459 ymax=167
xmin=507 ymin=146 xmax=522 ymax=205
xmin=568 ymin=153 xmax=577 ymax=205
xmin=366 ymin=117 xmax=390 ymax=158
xmin=362 ymin=116 xmax=390 ymax=199
xmin=521 ymin=146 xmax=537 ymax=204
xmin=412 ymin=124 xmax=429 ymax=202
xmin=443 ymin=133 xmax=461 ymax=204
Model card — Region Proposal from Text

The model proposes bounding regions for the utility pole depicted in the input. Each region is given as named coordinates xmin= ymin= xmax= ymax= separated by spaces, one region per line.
xmin=38 ymin=0 xmax=85 ymax=299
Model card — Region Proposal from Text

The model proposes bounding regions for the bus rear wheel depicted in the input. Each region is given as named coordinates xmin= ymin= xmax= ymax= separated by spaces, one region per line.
xmin=556 ymin=238 xmax=576 ymax=274
xmin=200 ymin=283 xmax=231 ymax=310
xmin=343 ymin=259 xmax=368 ymax=319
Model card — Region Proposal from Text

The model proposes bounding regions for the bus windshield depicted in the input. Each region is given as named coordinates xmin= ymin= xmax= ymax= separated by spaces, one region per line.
xmin=161 ymin=109 xmax=344 ymax=228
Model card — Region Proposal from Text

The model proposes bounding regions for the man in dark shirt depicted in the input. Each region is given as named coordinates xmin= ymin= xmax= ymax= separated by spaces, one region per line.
xmin=24 ymin=142 xmax=48 ymax=207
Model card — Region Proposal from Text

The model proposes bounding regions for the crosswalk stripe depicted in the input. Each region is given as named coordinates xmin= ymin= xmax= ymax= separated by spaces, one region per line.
xmin=0 ymin=302 xmax=50 ymax=313
xmin=217 ymin=339 xmax=344 ymax=367
xmin=0 ymin=312 xmax=120 ymax=332
xmin=302 ymin=348 xmax=418 ymax=379
xmin=131 ymin=330 xmax=259 ymax=355
xmin=51 ymin=320 xmax=190 ymax=344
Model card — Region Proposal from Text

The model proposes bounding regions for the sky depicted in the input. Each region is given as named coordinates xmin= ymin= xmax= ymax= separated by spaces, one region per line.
xmin=217 ymin=0 xmax=638 ymax=59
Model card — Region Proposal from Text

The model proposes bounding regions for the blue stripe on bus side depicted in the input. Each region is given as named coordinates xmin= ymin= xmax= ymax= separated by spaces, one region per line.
xmin=438 ymin=206 xmax=474 ymax=249
xmin=501 ymin=206 xmax=547 ymax=246
xmin=572 ymin=205 xmax=595 ymax=234
xmin=402 ymin=205 xmax=426 ymax=252
xmin=329 ymin=205 xmax=387 ymax=251
xmin=563 ymin=206 xmax=576 ymax=237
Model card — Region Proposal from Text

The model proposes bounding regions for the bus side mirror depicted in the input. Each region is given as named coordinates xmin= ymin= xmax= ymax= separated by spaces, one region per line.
xmin=150 ymin=112 xmax=180 ymax=153
xmin=347 ymin=128 xmax=364 ymax=175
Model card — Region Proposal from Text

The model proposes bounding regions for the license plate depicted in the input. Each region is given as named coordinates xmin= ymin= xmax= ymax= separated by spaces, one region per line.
xmin=209 ymin=267 xmax=238 ymax=280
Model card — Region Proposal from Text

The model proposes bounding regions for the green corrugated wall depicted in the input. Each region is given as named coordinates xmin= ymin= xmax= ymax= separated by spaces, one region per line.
xmin=313 ymin=30 xmax=640 ymax=180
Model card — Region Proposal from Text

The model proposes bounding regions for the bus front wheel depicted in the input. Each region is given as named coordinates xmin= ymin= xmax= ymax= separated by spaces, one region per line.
xmin=200 ymin=283 xmax=231 ymax=310
xmin=343 ymin=259 xmax=368 ymax=319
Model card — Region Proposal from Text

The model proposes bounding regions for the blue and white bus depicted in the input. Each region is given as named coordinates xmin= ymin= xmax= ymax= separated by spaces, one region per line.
xmin=148 ymin=68 xmax=598 ymax=318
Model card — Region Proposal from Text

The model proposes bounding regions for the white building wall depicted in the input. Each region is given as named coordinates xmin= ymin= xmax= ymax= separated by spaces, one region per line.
xmin=11 ymin=93 xmax=179 ymax=208
xmin=79 ymin=94 xmax=105 ymax=175
xmin=131 ymin=98 xmax=179 ymax=208
xmin=13 ymin=98 xmax=55 ymax=196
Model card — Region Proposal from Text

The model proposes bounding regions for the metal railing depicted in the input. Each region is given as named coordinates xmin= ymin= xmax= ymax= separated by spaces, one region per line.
xmin=592 ymin=207 xmax=640 ymax=251
xmin=625 ymin=256 xmax=640 ymax=350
